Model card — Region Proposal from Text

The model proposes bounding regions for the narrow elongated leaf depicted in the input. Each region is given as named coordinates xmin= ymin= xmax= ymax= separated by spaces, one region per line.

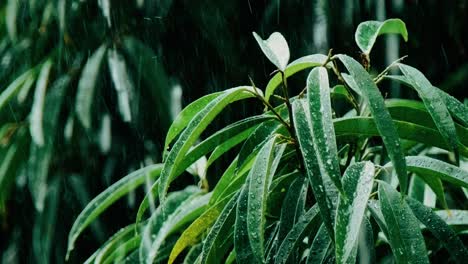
xmin=385 ymin=75 xmax=468 ymax=126
xmin=66 ymin=164 xmax=163 ymax=260
xmin=333 ymin=117 xmax=468 ymax=156
xmin=378 ymin=181 xmax=429 ymax=264
xmin=16 ymin=72 xmax=36 ymax=103
xmin=142 ymin=192 xmax=211 ymax=264
xmin=265 ymin=54 xmax=328 ymax=102
xmin=253 ymin=32 xmax=290 ymax=71
xmin=307 ymin=67 xmax=344 ymax=193
xmin=406 ymin=197 xmax=468 ymax=262
xmin=246 ymin=137 xmax=285 ymax=263
xmin=159 ymin=87 xmax=259 ymax=202
xmin=367 ymin=199 xmax=388 ymax=236
xmin=135 ymin=179 xmax=160 ymax=227
xmin=355 ymin=19 xmax=408 ymax=55
xmin=275 ymin=205 xmax=321 ymax=264
xmin=75 ymin=44 xmax=107 ymax=129
xmin=6 ymin=0 xmax=18 ymax=41
xmin=357 ymin=216 xmax=376 ymax=264
xmin=307 ymin=224 xmax=332 ymax=264
xmin=164 ymin=92 xmax=222 ymax=151
xmin=200 ymin=193 xmax=239 ymax=264
xmin=335 ymin=162 xmax=375 ymax=264
xmin=30 ymin=60 xmax=53 ymax=146
xmin=98 ymin=0 xmax=111 ymax=27
xmin=385 ymin=156 xmax=468 ymax=188
xmin=293 ymin=99 xmax=338 ymax=239
xmin=108 ymin=48 xmax=133 ymax=122
xmin=399 ymin=64 xmax=459 ymax=157
xmin=336 ymin=54 xmax=408 ymax=193
xmin=168 ymin=192 xmax=237 ymax=264
xmin=234 ymin=185 xmax=255 ymax=263
xmin=277 ymin=177 xmax=307 ymax=242
xmin=0 ymin=68 xmax=35 ymax=111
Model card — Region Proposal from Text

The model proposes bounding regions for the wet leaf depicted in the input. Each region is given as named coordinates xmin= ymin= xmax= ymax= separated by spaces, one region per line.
xmin=253 ymin=32 xmax=290 ymax=71
xmin=108 ymin=48 xmax=134 ymax=122
xmin=30 ymin=59 xmax=53 ymax=146
xmin=355 ymin=18 xmax=408 ymax=55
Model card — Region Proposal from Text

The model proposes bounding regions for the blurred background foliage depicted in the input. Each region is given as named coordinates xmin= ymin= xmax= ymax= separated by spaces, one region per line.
xmin=0 ymin=0 xmax=467 ymax=263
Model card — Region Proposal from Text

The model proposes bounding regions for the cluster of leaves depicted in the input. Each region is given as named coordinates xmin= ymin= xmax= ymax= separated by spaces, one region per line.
xmin=68 ymin=19 xmax=468 ymax=263
xmin=0 ymin=0 xmax=176 ymax=262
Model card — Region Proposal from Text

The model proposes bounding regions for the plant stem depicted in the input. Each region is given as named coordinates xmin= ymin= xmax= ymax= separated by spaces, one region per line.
xmin=330 ymin=60 xmax=360 ymax=113
xmin=374 ymin=55 xmax=408 ymax=84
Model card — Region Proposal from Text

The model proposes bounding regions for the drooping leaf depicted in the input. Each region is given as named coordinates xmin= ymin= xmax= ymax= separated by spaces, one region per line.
xmin=107 ymin=48 xmax=134 ymax=122
xmin=406 ymin=197 xmax=468 ymax=263
xmin=355 ymin=18 xmax=408 ymax=55
xmin=378 ymin=181 xmax=429 ymax=264
xmin=307 ymin=67 xmax=344 ymax=194
xmin=356 ymin=216 xmax=376 ymax=264
xmin=6 ymin=0 xmax=18 ymax=41
xmin=234 ymin=185 xmax=255 ymax=263
xmin=168 ymin=192 xmax=238 ymax=264
xmin=306 ymin=224 xmax=332 ymax=264
xmin=158 ymin=87 xmax=259 ymax=202
xmin=275 ymin=205 xmax=321 ymax=264
xmin=0 ymin=68 xmax=35 ymax=111
xmin=246 ymin=137 xmax=285 ymax=263
xmin=398 ymin=63 xmax=459 ymax=158
xmin=199 ymin=193 xmax=239 ymax=264
xmin=293 ymin=99 xmax=338 ymax=239
xmin=75 ymin=44 xmax=107 ymax=129
xmin=98 ymin=0 xmax=111 ymax=27
xmin=335 ymin=161 xmax=375 ymax=264
xmin=29 ymin=59 xmax=53 ymax=146
xmin=336 ymin=54 xmax=408 ymax=193
xmin=66 ymin=164 xmax=163 ymax=260
xmin=253 ymin=32 xmax=290 ymax=71
xmin=265 ymin=54 xmax=328 ymax=102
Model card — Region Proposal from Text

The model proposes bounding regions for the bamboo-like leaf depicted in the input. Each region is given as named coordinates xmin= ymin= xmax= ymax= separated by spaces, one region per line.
xmin=141 ymin=192 xmax=210 ymax=264
xmin=385 ymin=156 xmax=468 ymax=188
xmin=30 ymin=59 xmax=53 ymax=146
xmin=234 ymin=185 xmax=255 ymax=263
xmin=277 ymin=176 xmax=307 ymax=242
xmin=183 ymin=244 xmax=202 ymax=264
xmin=265 ymin=54 xmax=328 ymax=102
xmin=75 ymin=44 xmax=107 ymax=129
xmin=6 ymin=0 xmax=18 ymax=41
xmin=253 ymin=32 xmax=290 ymax=71
xmin=164 ymin=92 xmax=223 ymax=152
xmin=98 ymin=0 xmax=111 ymax=27
xmin=367 ymin=199 xmax=388 ymax=236
xmin=399 ymin=63 xmax=459 ymax=158
xmin=16 ymin=72 xmax=36 ymax=103
xmin=333 ymin=117 xmax=468 ymax=156
xmin=307 ymin=67 xmax=344 ymax=194
xmin=0 ymin=68 xmax=35 ymax=111
xmin=275 ymin=205 xmax=321 ymax=264
xmin=246 ymin=137 xmax=285 ymax=263
xmin=357 ymin=216 xmax=376 ymax=264
xmin=355 ymin=18 xmax=408 ymax=55
xmin=336 ymin=54 xmax=408 ymax=193
xmin=66 ymin=164 xmax=163 ymax=260
xmin=306 ymin=224 xmax=332 ymax=264
xmin=168 ymin=192 xmax=237 ymax=264
xmin=107 ymin=48 xmax=133 ymax=122
xmin=378 ymin=181 xmax=429 ymax=264
xmin=293 ymin=99 xmax=338 ymax=239
xmin=335 ymin=161 xmax=375 ymax=264
xmin=406 ymin=197 xmax=468 ymax=262
xmin=158 ymin=87 xmax=259 ymax=202
xmin=385 ymin=75 xmax=468 ymax=127
xmin=135 ymin=179 xmax=160 ymax=228
xmin=199 ymin=193 xmax=239 ymax=264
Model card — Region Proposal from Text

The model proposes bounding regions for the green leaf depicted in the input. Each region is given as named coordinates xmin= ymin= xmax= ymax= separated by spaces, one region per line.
xmin=293 ymin=99 xmax=338 ymax=239
xmin=234 ymin=185 xmax=255 ymax=263
xmin=107 ymin=48 xmax=134 ymax=122
xmin=367 ymin=199 xmax=388 ymax=236
xmin=357 ymin=216 xmax=376 ymax=264
xmin=30 ymin=59 xmax=53 ymax=146
xmin=336 ymin=54 xmax=408 ymax=193
xmin=406 ymin=197 xmax=468 ymax=262
xmin=253 ymin=32 xmax=290 ymax=71
xmin=0 ymin=68 xmax=35 ymax=112
xmin=66 ymin=164 xmax=162 ymax=260
xmin=333 ymin=117 xmax=468 ymax=156
xmin=275 ymin=205 xmax=321 ymax=264
xmin=169 ymin=192 xmax=237 ymax=264
xmin=159 ymin=87 xmax=259 ymax=202
xmin=385 ymin=156 xmax=468 ymax=188
xmin=246 ymin=137 xmax=285 ymax=263
xmin=200 ymin=193 xmax=239 ymax=264
xmin=378 ymin=181 xmax=429 ymax=264
xmin=307 ymin=67 xmax=344 ymax=194
xmin=135 ymin=179 xmax=160 ymax=228
xmin=75 ymin=44 xmax=107 ymax=130
xmin=183 ymin=244 xmax=202 ymax=264
xmin=306 ymin=224 xmax=332 ymax=264
xmin=335 ymin=161 xmax=375 ymax=264
xmin=265 ymin=54 xmax=328 ymax=102
xmin=398 ymin=63 xmax=459 ymax=158
xmin=6 ymin=0 xmax=18 ymax=41
xmin=141 ymin=192 xmax=210 ymax=264
xmin=355 ymin=18 xmax=408 ymax=55
xmin=277 ymin=176 xmax=307 ymax=242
